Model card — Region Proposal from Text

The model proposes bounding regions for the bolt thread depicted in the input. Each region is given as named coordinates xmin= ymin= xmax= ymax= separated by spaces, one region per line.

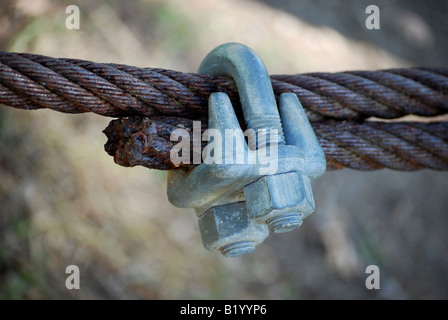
xmin=220 ymin=241 xmax=256 ymax=257
xmin=246 ymin=116 xmax=285 ymax=149
xmin=267 ymin=214 xmax=302 ymax=233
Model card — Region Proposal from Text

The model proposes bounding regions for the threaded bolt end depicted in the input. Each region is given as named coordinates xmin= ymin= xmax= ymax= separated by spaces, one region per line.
xmin=267 ymin=214 xmax=302 ymax=233
xmin=246 ymin=116 xmax=285 ymax=149
xmin=220 ymin=241 xmax=256 ymax=257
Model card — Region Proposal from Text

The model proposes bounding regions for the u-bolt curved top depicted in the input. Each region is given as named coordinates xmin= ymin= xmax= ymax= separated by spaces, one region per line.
xmin=198 ymin=42 xmax=285 ymax=148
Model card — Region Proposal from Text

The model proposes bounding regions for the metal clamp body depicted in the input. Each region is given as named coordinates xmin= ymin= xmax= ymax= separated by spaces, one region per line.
xmin=167 ymin=43 xmax=326 ymax=257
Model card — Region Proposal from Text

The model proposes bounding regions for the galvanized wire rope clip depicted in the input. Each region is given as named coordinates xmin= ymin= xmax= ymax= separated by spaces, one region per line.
xmin=167 ymin=43 xmax=326 ymax=257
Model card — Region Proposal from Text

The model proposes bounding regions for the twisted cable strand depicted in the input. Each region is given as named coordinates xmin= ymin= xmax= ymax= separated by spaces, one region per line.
xmin=103 ymin=117 xmax=448 ymax=171
xmin=1 ymin=51 xmax=447 ymax=121
xmin=313 ymin=121 xmax=448 ymax=170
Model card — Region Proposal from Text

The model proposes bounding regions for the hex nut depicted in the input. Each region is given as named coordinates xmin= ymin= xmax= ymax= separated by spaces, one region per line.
xmin=243 ymin=171 xmax=315 ymax=233
xmin=198 ymin=202 xmax=269 ymax=257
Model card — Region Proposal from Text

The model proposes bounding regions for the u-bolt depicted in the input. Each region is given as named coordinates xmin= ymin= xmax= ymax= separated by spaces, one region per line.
xmin=199 ymin=42 xmax=285 ymax=150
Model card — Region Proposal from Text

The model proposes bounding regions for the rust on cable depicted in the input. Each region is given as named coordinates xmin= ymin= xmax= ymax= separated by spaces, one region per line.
xmin=103 ymin=117 xmax=448 ymax=171
xmin=1 ymin=51 xmax=448 ymax=171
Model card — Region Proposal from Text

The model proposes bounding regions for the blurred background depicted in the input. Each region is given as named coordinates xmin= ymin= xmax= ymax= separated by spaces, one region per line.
xmin=1 ymin=0 xmax=447 ymax=299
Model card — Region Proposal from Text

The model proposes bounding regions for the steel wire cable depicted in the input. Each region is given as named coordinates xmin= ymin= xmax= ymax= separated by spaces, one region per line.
xmin=1 ymin=51 xmax=447 ymax=120
xmin=1 ymin=51 xmax=447 ymax=171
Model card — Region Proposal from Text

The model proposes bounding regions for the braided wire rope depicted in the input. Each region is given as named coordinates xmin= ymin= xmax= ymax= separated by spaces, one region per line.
xmin=1 ymin=51 xmax=447 ymax=171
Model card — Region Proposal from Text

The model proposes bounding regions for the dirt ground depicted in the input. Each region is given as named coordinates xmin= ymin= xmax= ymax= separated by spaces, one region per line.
xmin=0 ymin=0 xmax=447 ymax=299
